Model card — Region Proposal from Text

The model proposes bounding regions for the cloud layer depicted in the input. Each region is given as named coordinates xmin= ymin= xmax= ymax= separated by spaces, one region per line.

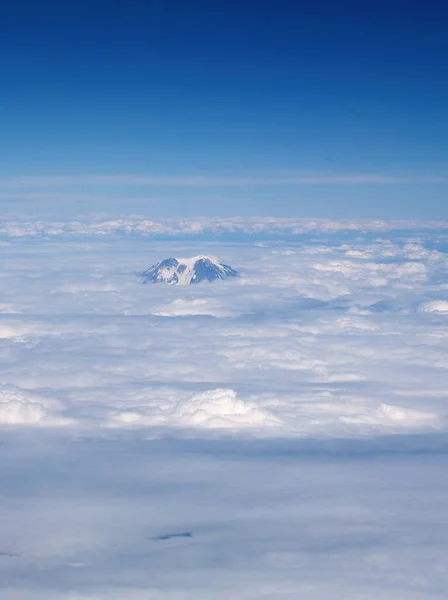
xmin=1 ymin=216 xmax=448 ymax=239
xmin=1 ymin=225 xmax=447 ymax=437
xmin=1 ymin=221 xmax=447 ymax=598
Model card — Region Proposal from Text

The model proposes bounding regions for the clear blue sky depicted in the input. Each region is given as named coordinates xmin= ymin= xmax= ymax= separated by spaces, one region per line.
xmin=1 ymin=0 xmax=447 ymax=218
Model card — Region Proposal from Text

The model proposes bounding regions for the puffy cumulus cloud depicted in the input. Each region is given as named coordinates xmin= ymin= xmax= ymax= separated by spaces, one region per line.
xmin=89 ymin=382 xmax=447 ymax=438
xmin=0 ymin=386 xmax=72 ymax=426
xmin=106 ymin=388 xmax=279 ymax=431
xmin=0 ymin=392 xmax=46 ymax=425
xmin=172 ymin=388 xmax=279 ymax=428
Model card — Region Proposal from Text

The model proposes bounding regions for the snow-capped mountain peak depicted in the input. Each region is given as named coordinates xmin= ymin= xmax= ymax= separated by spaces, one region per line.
xmin=142 ymin=255 xmax=238 ymax=285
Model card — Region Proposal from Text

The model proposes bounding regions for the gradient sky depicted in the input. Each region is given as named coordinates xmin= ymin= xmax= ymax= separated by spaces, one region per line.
xmin=1 ymin=0 xmax=448 ymax=218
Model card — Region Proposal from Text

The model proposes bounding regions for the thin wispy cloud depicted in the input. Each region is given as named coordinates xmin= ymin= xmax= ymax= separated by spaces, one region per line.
xmin=1 ymin=172 xmax=448 ymax=188
xmin=0 ymin=193 xmax=94 ymax=202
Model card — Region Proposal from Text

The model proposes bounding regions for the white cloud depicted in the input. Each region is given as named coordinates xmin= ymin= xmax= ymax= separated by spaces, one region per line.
xmin=1 ymin=223 xmax=448 ymax=598
xmin=1 ymin=216 xmax=448 ymax=239
xmin=172 ymin=388 xmax=280 ymax=428
xmin=339 ymin=402 xmax=438 ymax=429
xmin=0 ymin=229 xmax=447 ymax=437
xmin=0 ymin=386 xmax=72 ymax=426
xmin=419 ymin=300 xmax=448 ymax=314
xmin=153 ymin=298 xmax=236 ymax=317
xmin=0 ymin=393 xmax=46 ymax=424
xmin=107 ymin=388 xmax=280 ymax=431
xmin=1 ymin=433 xmax=448 ymax=599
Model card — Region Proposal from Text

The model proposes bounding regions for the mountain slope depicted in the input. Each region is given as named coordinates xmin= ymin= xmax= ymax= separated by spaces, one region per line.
xmin=142 ymin=256 xmax=238 ymax=285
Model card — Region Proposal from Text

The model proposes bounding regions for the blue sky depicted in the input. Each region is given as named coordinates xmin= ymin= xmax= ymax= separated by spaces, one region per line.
xmin=1 ymin=0 xmax=448 ymax=218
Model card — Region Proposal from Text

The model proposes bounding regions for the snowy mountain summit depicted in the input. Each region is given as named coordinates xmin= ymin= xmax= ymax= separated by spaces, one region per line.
xmin=142 ymin=256 xmax=238 ymax=285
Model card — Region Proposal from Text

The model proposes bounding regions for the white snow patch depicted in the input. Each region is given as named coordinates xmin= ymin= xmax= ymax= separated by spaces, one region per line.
xmin=176 ymin=255 xmax=226 ymax=285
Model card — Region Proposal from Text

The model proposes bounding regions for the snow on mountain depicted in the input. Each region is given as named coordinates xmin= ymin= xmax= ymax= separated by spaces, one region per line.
xmin=142 ymin=255 xmax=238 ymax=285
